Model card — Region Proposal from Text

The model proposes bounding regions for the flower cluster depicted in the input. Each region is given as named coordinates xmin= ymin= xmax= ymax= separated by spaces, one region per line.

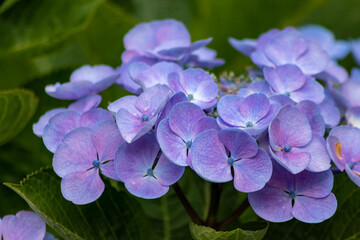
xmin=0 ymin=211 xmax=57 ymax=240
xmin=34 ymin=20 xmax=360 ymax=224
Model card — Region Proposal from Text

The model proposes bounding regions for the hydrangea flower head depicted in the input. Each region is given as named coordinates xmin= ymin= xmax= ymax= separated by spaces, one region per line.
xmin=157 ymin=102 xmax=219 ymax=166
xmin=46 ymin=65 xmax=118 ymax=100
xmin=53 ymin=121 xmax=124 ymax=204
xmin=231 ymin=27 xmax=329 ymax=75
xmin=191 ymin=128 xmax=272 ymax=192
xmin=263 ymin=64 xmax=325 ymax=104
xmin=108 ymin=84 xmax=172 ymax=143
xmin=248 ymin=162 xmax=337 ymax=223
xmin=269 ymin=105 xmax=330 ymax=174
xmin=123 ymin=19 xmax=223 ymax=68
xmin=327 ymin=126 xmax=360 ymax=186
xmin=115 ymin=133 xmax=184 ymax=199
xmin=217 ymin=93 xmax=279 ymax=136
xmin=1 ymin=211 xmax=46 ymax=240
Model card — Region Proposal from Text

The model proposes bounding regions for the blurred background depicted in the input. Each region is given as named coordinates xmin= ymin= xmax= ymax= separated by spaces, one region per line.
xmin=0 ymin=0 xmax=360 ymax=233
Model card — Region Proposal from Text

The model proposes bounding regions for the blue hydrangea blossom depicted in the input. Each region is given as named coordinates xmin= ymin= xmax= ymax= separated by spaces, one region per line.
xmin=191 ymin=129 xmax=272 ymax=192
xmin=114 ymin=134 xmax=184 ymax=199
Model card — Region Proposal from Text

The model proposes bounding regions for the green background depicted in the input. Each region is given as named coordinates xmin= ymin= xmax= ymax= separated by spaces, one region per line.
xmin=0 ymin=0 xmax=360 ymax=239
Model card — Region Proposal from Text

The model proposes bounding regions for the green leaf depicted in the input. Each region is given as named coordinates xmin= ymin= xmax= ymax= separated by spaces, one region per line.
xmin=0 ymin=0 xmax=103 ymax=59
xmin=0 ymin=89 xmax=38 ymax=146
xmin=5 ymin=167 xmax=154 ymax=240
xmin=190 ymin=221 xmax=269 ymax=240
xmin=265 ymin=173 xmax=360 ymax=240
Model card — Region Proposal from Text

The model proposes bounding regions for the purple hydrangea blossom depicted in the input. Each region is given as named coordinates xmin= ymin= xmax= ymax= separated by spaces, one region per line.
xmin=346 ymin=107 xmax=360 ymax=128
xmin=156 ymin=92 xmax=188 ymax=128
xmin=237 ymin=81 xmax=272 ymax=98
xmin=185 ymin=47 xmax=225 ymax=69
xmin=1 ymin=211 xmax=46 ymax=240
xmin=263 ymin=64 xmax=325 ymax=104
xmin=318 ymin=91 xmax=341 ymax=128
xmin=115 ymin=57 xmax=157 ymax=94
xmin=108 ymin=84 xmax=172 ymax=143
xmin=217 ymin=93 xmax=279 ymax=136
xmin=341 ymin=68 xmax=360 ymax=108
xmin=229 ymin=29 xmax=279 ymax=57
xmin=46 ymin=65 xmax=118 ymax=100
xmin=157 ymin=102 xmax=219 ymax=166
xmin=327 ymin=126 xmax=360 ymax=186
xmin=53 ymin=121 xmax=124 ymax=204
xmin=167 ymin=68 xmax=218 ymax=109
xmin=129 ymin=61 xmax=183 ymax=90
xmin=33 ymin=94 xmax=101 ymax=137
xmin=299 ymin=25 xmax=350 ymax=60
xmin=296 ymin=100 xmax=325 ymax=137
xmin=122 ymin=19 xmax=223 ymax=68
xmin=299 ymin=25 xmax=349 ymax=83
xmin=230 ymin=27 xmax=329 ymax=75
xmin=114 ymin=133 xmax=184 ymax=199
xmin=351 ymin=38 xmax=360 ymax=66
xmin=269 ymin=105 xmax=330 ymax=174
xmin=191 ymin=128 xmax=272 ymax=192
xmin=42 ymin=108 xmax=113 ymax=153
xmin=248 ymin=162 xmax=337 ymax=223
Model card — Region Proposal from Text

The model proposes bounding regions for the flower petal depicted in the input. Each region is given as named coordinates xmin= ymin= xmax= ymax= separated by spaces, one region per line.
xmin=61 ymin=169 xmax=105 ymax=205
xmin=53 ymin=127 xmax=96 ymax=177
xmin=168 ymin=102 xmax=205 ymax=140
xmin=233 ymin=149 xmax=272 ymax=192
xmin=218 ymin=128 xmax=258 ymax=159
xmin=191 ymin=130 xmax=232 ymax=182
xmin=1 ymin=211 xmax=46 ymax=240
xmin=292 ymin=194 xmax=337 ymax=223
xmin=295 ymin=169 xmax=333 ymax=198
xmin=263 ymin=64 xmax=306 ymax=93
xmin=154 ymin=154 xmax=185 ymax=186
xmin=157 ymin=118 xmax=188 ymax=166
xmin=248 ymin=186 xmax=293 ymax=223
xmin=43 ymin=110 xmax=81 ymax=153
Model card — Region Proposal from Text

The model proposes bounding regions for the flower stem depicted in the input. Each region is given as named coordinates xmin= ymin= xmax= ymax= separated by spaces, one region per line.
xmin=206 ymin=183 xmax=223 ymax=227
xmin=173 ymin=183 xmax=205 ymax=225
xmin=215 ymin=198 xmax=250 ymax=230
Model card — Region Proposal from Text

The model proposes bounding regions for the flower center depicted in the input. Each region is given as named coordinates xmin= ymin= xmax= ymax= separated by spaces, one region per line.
xmin=227 ymin=157 xmax=235 ymax=166
xmin=92 ymin=160 xmax=100 ymax=168
xmin=283 ymin=144 xmax=292 ymax=152
xmin=187 ymin=94 xmax=194 ymax=101
xmin=146 ymin=168 xmax=154 ymax=176
xmin=246 ymin=121 xmax=254 ymax=128
xmin=288 ymin=190 xmax=297 ymax=199
xmin=186 ymin=140 xmax=192 ymax=148
xmin=284 ymin=91 xmax=291 ymax=97
xmin=141 ymin=114 xmax=150 ymax=122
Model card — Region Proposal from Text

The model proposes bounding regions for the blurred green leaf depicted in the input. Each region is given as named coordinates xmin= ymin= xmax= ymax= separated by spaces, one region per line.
xmin=190 ymin=221 xmax=268 ymax=240
xmin=265 ymin=173 xmax=360 ymax=240
xmin=75 ymin=2 xmax=136 ymax=66
xmin=0 ymin=0 xmax=103 ymax=59
xmin=0 ymin=89 xmax=38 ymax=145
xmin=5 ymin=167 xmax=154 ymax=240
